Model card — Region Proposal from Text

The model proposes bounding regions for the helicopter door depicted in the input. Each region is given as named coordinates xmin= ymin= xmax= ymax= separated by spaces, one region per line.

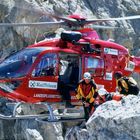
xmin=29 ymin=53 xmax=58 ymax=92
xmin=84 ymin=56 xmax=104 ymax=77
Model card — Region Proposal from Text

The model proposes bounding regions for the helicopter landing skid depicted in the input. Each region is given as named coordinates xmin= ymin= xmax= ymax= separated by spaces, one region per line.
xmin=0 ymin=102 xmax=85 ymax=122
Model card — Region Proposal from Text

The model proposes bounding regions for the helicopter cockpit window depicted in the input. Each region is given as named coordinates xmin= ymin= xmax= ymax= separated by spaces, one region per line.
xmin=32 ymin=53 xmax=57 ymax=77
xmin=85 ymin=57 xmax=104 ymax=76
xmin=0 ymin=48 xmax=41 ymax=78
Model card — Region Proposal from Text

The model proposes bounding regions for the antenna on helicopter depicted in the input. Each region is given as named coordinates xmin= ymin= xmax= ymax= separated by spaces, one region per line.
xmin=34 ymin=30 xmax=40 ymax=44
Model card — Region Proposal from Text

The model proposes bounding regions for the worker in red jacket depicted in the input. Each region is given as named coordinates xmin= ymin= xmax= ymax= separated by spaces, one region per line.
xmin=76 ymin=72 xmax=98 ymax=121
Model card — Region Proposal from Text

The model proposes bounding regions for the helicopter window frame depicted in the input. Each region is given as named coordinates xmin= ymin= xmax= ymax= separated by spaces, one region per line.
xmin=32 ymin=53 xmax=58 ymax=77
xmin=84 ymin=56 xmax=104 ymax=77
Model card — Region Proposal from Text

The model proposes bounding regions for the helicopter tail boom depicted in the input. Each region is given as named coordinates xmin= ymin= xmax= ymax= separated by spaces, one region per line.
xmin=131 ymin=56 xmax=140 ymax=73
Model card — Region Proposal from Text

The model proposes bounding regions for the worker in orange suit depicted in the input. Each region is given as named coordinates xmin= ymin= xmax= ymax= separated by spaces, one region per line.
xmin=76 ymin=72 xmax=98 ymax=121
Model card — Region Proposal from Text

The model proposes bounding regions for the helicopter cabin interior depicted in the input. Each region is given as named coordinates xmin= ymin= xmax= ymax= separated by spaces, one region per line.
xmin=32 ymin=52 xmax=104 ymax=89
xmin=31 ymin=51 xmax=104 ymax=90
xmin=31 ymin=51 xmax=81 ymax=90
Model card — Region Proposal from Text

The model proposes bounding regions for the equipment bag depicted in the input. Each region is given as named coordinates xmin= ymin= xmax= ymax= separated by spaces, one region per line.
xmin=122 ymin=77 xmax=139 ymax=95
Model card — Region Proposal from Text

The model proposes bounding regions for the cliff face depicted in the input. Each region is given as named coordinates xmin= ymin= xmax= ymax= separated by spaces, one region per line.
xmin=0 ymin=0 xmax=140 ymax=58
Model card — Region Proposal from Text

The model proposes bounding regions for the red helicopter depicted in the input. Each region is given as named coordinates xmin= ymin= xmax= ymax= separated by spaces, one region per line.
xmin=0 ymin=14 xmax=140 ymax=122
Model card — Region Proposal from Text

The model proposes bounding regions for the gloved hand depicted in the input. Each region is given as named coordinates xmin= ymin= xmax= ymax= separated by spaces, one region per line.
xmin=83 ymin=101 xmax=90 ymax=107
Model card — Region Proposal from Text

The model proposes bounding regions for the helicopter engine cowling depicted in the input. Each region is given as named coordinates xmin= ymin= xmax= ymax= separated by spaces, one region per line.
xmin=61 ymin=31 xmax=82 ymax=43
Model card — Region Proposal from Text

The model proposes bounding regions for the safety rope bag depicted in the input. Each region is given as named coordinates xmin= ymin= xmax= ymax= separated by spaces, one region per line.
xmin=122 ymin=77 xmax=139 ymax=95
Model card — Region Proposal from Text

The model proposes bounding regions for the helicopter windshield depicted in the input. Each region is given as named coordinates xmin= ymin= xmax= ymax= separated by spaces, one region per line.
xmin=0 ymin=48 xmax=43 ymax=79
xmin=32 ymin=53 xmax=57 ymax=77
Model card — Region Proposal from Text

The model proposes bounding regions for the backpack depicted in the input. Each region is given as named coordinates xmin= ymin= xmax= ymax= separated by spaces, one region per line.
xmin=122 ymin=77 xmax=139 ymax=95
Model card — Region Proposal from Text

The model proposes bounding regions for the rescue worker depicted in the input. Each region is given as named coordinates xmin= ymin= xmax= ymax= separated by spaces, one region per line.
xmin=76 ymin=72 xmax=98 ymax=121
xmin=79 ymin=87 xmax=123 ymax=128
xmin=114 ymin=71 xmax=139 ymax=95
xmin=58 ymin=61 xmax=74 ymax=108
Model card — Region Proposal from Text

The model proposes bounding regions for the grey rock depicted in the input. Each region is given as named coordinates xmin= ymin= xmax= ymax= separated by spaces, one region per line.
xmin=26 ymin=129 xmax=43 ymax=140
xmin=86 ymin=95 xmax=140 ymax=140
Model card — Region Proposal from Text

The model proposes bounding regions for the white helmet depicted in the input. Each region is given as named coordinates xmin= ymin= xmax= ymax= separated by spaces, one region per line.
xmin=83 ymin=72 xmax=91 ymax=79
xmin=98 ymin=88 xmax=108 ymax=96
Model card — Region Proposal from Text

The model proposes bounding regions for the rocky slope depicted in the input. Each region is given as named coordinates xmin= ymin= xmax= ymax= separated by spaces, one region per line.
xmin=66 ymin=95 xmax=140 ymax=140
xmin=0 ymin=0 xmax=140 ymax=58
xmin=1 ymin=95 xmax=140 ymax=140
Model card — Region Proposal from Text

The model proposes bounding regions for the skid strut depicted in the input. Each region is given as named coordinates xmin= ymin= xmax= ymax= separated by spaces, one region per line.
xmin=42 ymin=103 xmax=57 ymax=121
xmin=13 ymin=102 xmax=23 ymax=117
xmin=0 ymin=102 xmax=85 ymax=122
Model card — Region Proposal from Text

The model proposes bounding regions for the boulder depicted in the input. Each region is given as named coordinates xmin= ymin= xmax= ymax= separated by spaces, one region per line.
xmin=86 ymin=95 xmax=140 ymax=140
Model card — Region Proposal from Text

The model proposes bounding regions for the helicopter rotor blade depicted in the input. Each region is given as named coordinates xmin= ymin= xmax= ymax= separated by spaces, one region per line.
xmin=0 ymin=1 xmax=77 ymax=27
xmin=92 ymin=25 xmax=119 ymax=29
xmin=0 ymin=21 xmax=65 ymax=27
xmin=46 ymin=13 xmax=77 ymax=22
xmin=1 ymin=0 xmax=140 ymax=28
xmin=86 ymin=15 xmax=140 ymax=24
xmin=46 ymin=14 xmax=140 ymax=27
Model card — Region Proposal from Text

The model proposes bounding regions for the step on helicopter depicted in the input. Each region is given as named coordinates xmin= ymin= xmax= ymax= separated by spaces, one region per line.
xmin=0 ymin=10 xmax=140 ymax=122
